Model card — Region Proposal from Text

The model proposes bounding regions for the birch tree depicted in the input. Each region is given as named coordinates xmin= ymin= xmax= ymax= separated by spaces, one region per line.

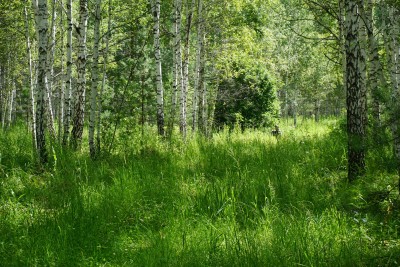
xmin=62 ymin=0 xmax=72 ymax=145
xmin=194 ymin=0 xmax=206 ymax=134
xmin=192 ymin=0 xmax=203 ymax=132
xmin=71 ymin=0 xmax=88 ymax=149
xmin=150 ymin=0 xmax=165 ymax=136
xmin=345 ymin=0 xmax=367 ymax=181
xmin=24 ymin=2 xmax=37 ymax=150
xmin=58 ymin=0 xmax=65 ymax=142
xmin=89 ymin=0 xmax=102 ymax=158
xmin=180 ymin=0 xmax=195 ymax=138
xmin=36 ymin=0 xmax=49 ymax=163
xmin=46 ymin=0 xmax=57 ymax=137
xmin=168 ymin=0 xmax=183 ymax=138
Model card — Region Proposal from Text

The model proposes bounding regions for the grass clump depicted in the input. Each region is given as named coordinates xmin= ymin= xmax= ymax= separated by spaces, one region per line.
xmin=0 ymin=118 xmax=399 ymax=266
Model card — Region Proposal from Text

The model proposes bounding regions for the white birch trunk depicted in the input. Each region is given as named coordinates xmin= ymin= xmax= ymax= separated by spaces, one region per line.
xmin=36 ymin=0 xmax=49 ymax=163
xmin=180 ymin=0 xmax=195 ymax=138
xmin=192 ymin=0 xmax=203 ymax=132
xmin=63 ymin=0 xmax=72 ymax=145
xmin=345 ymin=0 xmax=367 ymax=180
xmin=196 ymin=0 xmax=207 ymax=134
xmin=7 ymin=82 xmax=16 ymax=128
xmin=89 ymin=0 xmax=102 ymax=158
xmin=71 ymin=0 xmax=88 ymax=149
xmin=58 ymin=0 xmax=65 ymax=143
xmin=24 ymin=3 xmax=37 ymax=149
xmin=168 ymin=0 xmax=183 ymax=138
xmin=151 ymin=0 xmax=165 ymax=136
xmin=45 ymin=0 xmax=56 ymax=137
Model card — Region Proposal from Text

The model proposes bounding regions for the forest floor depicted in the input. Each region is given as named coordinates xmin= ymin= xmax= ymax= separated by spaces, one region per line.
xmin=1 ymin=118 xmax=400 ymax=266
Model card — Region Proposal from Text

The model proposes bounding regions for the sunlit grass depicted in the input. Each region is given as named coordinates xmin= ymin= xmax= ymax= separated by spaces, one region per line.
xmin=0 ymin=118 xmax=399 ymax=266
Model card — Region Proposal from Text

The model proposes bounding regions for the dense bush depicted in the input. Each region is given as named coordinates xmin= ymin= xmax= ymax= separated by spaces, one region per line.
xmin=214 ymin=64 xmax=277 ymax=130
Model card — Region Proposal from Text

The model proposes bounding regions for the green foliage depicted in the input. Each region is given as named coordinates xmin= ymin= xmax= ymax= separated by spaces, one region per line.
xmin=1 ymin=120 xmax=400 ymax=266
xmin=214 ymin=63 xmax=277 ymax=130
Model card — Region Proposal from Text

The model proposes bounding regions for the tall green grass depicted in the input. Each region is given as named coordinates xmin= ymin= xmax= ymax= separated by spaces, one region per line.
xmin=0 ymin=118 xmax=399 ymax=266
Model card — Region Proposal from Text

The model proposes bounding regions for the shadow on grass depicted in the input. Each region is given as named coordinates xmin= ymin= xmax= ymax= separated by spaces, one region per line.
xmin=1 ymin=122 xmax=400 ymax=265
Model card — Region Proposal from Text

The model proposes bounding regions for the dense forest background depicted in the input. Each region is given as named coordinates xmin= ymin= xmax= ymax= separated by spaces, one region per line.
xmin=0 ymin=0 xmax=400 ymax=265
xmin=0 ymin=0 xmax=351 ymax=151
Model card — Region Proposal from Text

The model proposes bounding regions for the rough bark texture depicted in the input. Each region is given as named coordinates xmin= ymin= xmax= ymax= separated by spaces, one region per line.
xmin=58 ymin=0 xmax=65 ymax=143
xmin=36 ymin=0 xmax=49 ymax=163
xmin=63 ymin=0 xmax=72 ymax=145
xmin=151 ymin=0 xmax=165 ymax=136
xmin=71 ymin=0 xmax=88 ymax=149
xmin=345 ymin=0 xmax=367 ymax=181
xmin=89 ymin=0 xmax=102 ymax=158
xmin=45 ymin=0 xmax=56 ymax=138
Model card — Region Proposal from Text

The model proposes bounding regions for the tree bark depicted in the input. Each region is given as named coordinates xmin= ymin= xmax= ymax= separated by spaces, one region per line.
xmin=36 ymin=0 xmax=49 ymax=163
xmin=180 ymin=0 xmax=195 ymax=139
xmin=192 ymin=0 xmax=204 ymax=133
xmin=89 ymin=0 xmax=102 ymax=158
xmin=7 ymin=82 xmax=16 ymax=128
xmin=345 ymin=0 xmax=367 ymax=181
xmin=198 ymin=32 xmax=207 ymax=135
xmin=58 ymin=0 xmax=65 ymax=143
xmin=168 ymin=0 xmax=183 ymax=138
xmin=71 ymin=0 xmax=88 ymax=149
xmin=151 ymin=0 xmax=165 ymax=136
xmin=63 ymin=0 xmax=72 ymax=145
xmin=24 ymin=2 xmax=37 ymax=150
xmin=46 ymin=0 xmax=57 ymax=138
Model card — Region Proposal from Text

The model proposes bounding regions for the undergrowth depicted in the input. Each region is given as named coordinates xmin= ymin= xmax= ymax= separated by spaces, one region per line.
xmin=0 ymin=118 xmax=399 ymax=266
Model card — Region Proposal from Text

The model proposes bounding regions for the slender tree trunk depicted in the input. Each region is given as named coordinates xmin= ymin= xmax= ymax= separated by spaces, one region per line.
xmin=338 ymin=0 xmax=347 ymax=95
xmin=151 ymin=0 xmax=165 ymax=136
xmin=89 ymin=0 xmax=102 ymax=158
xmin=180 ymin=0 xmax=195 ymax=139
xmin=58 ymin=0 xmax=65 ymax=143
xmin=71 ymin=0 xmax=88 ymax=149
xmin=365 ymin=0 xmax=383 ymax=131
xmin=358 ymin=0 xmax=368 ymax=134
xmin=198 ymin=28 xmax=207 ymax=134
xmin=7 ymin=82 xmax=16 ymax=128
xmin=192 ymin=0 xmax=203 ymax=132
xmin=168 ymin=0 xmax=182 ymax=138
xmin=45 ymin=0 xmax=56 ymax=138
xmin=24 ymin=3 xmax=37 ymax=150
xmin=63 ymin=0 xmax=72 ymax=145
xmin=97 ymin=0 xmax=112 ymax=153
xmin=36 ymin=0 xmax=49 ymax=163
xmin=345 ymin=0 xmax=367 ymax=181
